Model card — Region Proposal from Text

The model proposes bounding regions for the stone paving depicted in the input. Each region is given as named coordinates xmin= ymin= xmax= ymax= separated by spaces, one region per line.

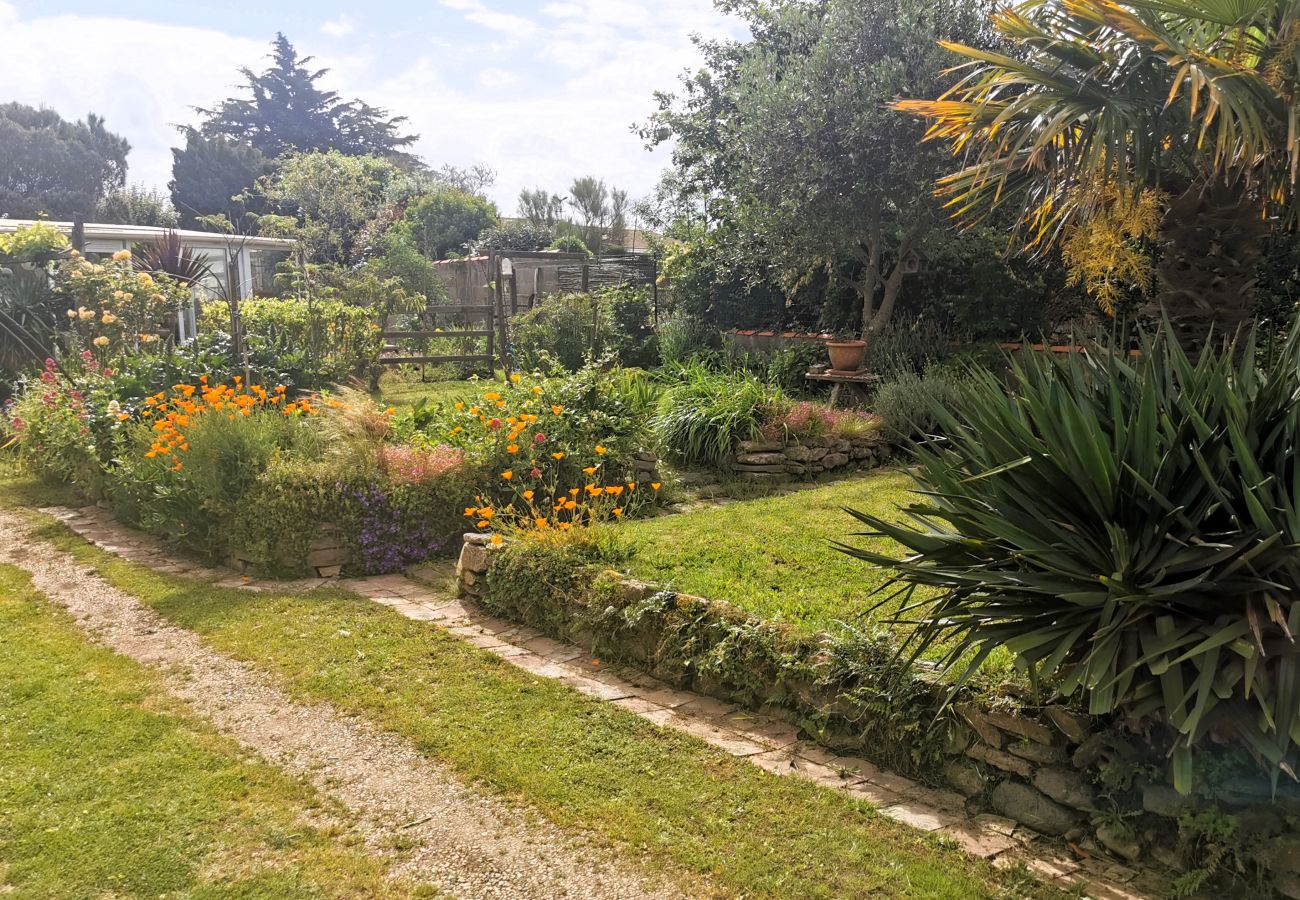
xmin=38 ymin=504 xmax=1162 ymax=900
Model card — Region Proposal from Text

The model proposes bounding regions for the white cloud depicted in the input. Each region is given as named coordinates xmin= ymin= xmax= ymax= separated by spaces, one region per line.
xmin=0 ymin=3 xmax=746 ymax=215
xmin=440 ymin=0 xmax=536 ymax=35
xmin=321 ymin=14 xmax=355 ymax=38
xmin=541 ymin=2 xmax=583 ymax=17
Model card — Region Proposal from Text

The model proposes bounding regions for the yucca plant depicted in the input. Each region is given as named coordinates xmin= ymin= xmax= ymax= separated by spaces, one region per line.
xmin=841 ymin=327 xmax=1300 ymax=791
xmin=896 ymin=0 xmax=1300 ymax=351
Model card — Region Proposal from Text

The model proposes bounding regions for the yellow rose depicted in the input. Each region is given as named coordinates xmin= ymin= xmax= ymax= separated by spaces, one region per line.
xmin=136 ymin=272 xmax=154 ymax=286
xmin=78 ymin=308 xmax=95 ymax=321
xmin=111 ymin=249 xmax=131 ymax=261
xmin=92 ymin=336 xmax=110 ymax=347
xmin=101 ymin=313 xmax=117 ymax=325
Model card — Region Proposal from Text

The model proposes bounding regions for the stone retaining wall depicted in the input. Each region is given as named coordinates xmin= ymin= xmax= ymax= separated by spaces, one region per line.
xmin=731 ymin=433 xmax=889 ymax=482
xmin=457 ymin=534 xmax=1300 ymax=897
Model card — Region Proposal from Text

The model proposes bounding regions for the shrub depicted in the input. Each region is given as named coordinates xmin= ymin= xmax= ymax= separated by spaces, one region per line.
xmin=653 ymin=364 xmax=774 ymax=467
xmin=547 ymin=235 xmax=590 ymax=256
xmin=868 ymin=317 xmax=961 ymax=381
xmin=843 ymin=329 xmax=1300 ymax=790
xmin=760 ymin=400 xmax=881 ymax=444
xmin=399 ymin=366 xmax=662 ymax=536
xmin=398 ymin=187 xmax=498 ymax=260
xmin=511 ymin=288 xmax=657 ymax=372
xmin=3 ymin=353 xmax=120 ymax=491
xmin=471 ymin=221 xmax=553 ymax=255
xmin=0 ymin=222 xmax=69 ymax=262
xmin=761 ymin=342 xmax=828 ymax=394
xmin=200 ymin=297 xmax=382 ymax=389
xmin=511 ymin=293 xmax=599 ymax=372
xmin=872 ymin=367 xmax=968 ymax=441
xmin=601 ymin=286 xmax=658 ymax=370
xmin=111 ymin=379 xmax=323 ymax=554
xmin=656 ymin=315 xmax=721 ymax=367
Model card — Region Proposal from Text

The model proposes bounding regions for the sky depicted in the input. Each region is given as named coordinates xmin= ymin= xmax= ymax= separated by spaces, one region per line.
xmin=0 ymin=0 xmax=746 ymax=214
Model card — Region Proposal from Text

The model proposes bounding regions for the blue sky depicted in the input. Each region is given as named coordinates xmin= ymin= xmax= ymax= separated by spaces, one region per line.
xmin=1 ymin=0 xmax=745 ymax=213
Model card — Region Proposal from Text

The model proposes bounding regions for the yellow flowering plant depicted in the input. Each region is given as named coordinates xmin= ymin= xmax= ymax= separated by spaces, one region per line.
xmin=397 ymin=367 xmax=658 ymax=536
xmin=56 ymin=250 xmax=190 ymax=356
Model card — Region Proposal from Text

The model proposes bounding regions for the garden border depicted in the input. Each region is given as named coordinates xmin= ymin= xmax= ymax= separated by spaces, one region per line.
xmin=458 ymin=533 xmax=1300 ymax=900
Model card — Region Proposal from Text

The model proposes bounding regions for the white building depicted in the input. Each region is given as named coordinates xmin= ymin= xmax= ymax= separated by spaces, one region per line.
xmin=0 ymin=219 xmax=296 ymax=300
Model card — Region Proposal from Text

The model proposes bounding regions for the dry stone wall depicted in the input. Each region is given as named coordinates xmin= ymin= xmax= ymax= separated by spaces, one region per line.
xmin=458 ymin=535 xmax=1300 ymax=897
xmin=731 ymin=433 xmax=888 ymax=482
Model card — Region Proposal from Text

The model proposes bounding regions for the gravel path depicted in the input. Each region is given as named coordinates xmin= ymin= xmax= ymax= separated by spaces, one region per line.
xmin=0 ymin=508 xmax=690 ymax=900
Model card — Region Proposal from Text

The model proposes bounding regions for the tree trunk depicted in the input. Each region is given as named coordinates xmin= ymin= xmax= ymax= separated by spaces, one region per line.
xmin=1154 ymin=179 xmax=1268 ymax=354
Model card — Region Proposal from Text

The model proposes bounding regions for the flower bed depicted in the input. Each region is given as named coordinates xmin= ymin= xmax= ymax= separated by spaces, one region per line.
xmin=459 ymin=532 xmax=1300 ymax=897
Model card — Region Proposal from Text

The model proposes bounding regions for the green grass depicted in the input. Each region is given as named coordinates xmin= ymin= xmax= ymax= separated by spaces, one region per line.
xmin=12 ymin=503 xmax=1056 ymax=900
xmin=373 ymin=371 xmax=495 ymax=410
xmin=613 ymin=469 xmax=932 ymax=636
xmin=0 ymin=563 xmax=428 ymax=900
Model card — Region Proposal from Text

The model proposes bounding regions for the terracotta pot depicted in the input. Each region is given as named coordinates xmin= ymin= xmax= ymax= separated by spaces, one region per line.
xmin=826 ymin=339 xmax=867 ymax=373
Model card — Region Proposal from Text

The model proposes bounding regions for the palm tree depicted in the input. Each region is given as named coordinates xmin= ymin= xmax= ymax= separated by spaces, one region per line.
xmin=896 ymin=0 xmax=1300 ymax=350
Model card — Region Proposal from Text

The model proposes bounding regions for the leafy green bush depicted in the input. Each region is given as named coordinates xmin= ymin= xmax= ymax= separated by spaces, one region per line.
xmin=511 ymin=288 xmax=657 ymax=372
xmin=761 ymin=342 xmax=827 ymax=393
xmin=398 ymin=187 xmax=498 ymax=260
xmin=201 ymin=297 xmax=382 ymax=388
xmin=0 ymin=222 xmax=69 ymax=262
xmin=872 ymin=367 xmax=969 ymax=440
xmin=471 ymin=221 xmax=553 ymax=254
xmin=547 ymin=235 xmax=590 ymax=256
xmin=868 ymin=318 xmax=961 ymax=381
xmin=652 ymin=364 xmax=775 ymax=467
xmin=656 ymin=315 xmax=721 ymax=367
xmin=843 ymin=329 xmax=1300 ymax=790
xmin=510 ymin=293 xmax=598 ymax=372
xmin=601 ymin=286 xmax=658 ymax=370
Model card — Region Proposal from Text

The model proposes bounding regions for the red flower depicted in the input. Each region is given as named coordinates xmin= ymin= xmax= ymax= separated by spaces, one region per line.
xmin=534 ymin=432 xmax=546 ymax=443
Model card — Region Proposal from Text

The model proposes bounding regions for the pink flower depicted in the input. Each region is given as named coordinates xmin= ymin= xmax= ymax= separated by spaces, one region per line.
xmin=103 ymin=368 xmax=114 ymax=377
xmin=529 ymin=467 xmax=541 ymax=478
xmin=9 ymin=417 xmax=24 ymax=432
xmin=534 ymin=432 xmax=546 ymax=443
xmin=488 ymin=418 xmax=502 ymax=429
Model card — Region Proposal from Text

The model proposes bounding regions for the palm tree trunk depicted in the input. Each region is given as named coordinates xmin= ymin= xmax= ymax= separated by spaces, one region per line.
xmin=1154 ymin=180 xmax=1268 ymax=354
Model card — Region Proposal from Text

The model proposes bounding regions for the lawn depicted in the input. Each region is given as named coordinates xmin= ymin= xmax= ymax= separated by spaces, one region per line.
xmin=612 ymin=469 xmax=931 ymax=636
xmin=10 ymin=497 xmax=1056 ymax=900
xmin=373 ymin=370 xmax=492 ymax=410
xmin=0 ymin=564 xmax=427 ymax=899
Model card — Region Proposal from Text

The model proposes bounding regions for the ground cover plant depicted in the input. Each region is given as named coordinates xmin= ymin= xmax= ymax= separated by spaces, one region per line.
xmin=0 ymin=564 xmax=423 ymax=899
xmin=4 ymin=499 xmax=1059 ymax=900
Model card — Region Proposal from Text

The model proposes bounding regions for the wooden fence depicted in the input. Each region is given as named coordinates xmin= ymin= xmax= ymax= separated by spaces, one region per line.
xmin=378 ymin=303 xmax=495 ymax=368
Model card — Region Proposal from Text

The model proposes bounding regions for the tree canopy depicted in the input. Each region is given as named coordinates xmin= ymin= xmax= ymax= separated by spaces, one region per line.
xmin=397 ymin=187 xmax=498 ymax=260
xmin=896 ymin=0 xmax=1300 ymax=349
xmin=644 ymin=0 xmax=989 ymax=343
xmin=0 ymin=103 xmax=130 ymax=220
xmin=169 ymin=128 xmax=271 ymax=230
xmin=196 ymin=34 xmax=417 ymax=163
xmin=255 ymin=150 xmax=402 ymax=263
